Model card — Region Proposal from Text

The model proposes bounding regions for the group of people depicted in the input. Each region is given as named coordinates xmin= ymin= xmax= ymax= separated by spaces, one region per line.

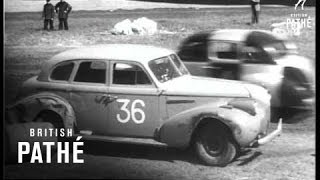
xmin=43 ymin=0 xmax=261 ymax=30
xmin=42 ymin=0 xmax=72 ymax=31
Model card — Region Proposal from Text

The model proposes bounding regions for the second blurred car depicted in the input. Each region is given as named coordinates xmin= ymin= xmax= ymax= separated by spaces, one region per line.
xmin=177 ymin=29 xmax=314 ymax=111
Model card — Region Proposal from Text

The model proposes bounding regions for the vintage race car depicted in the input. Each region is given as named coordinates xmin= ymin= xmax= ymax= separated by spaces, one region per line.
xmin=177 ymin=29 xmax=315 ymax=111
xmin=6 ymin=44 xmax=281 ymax=166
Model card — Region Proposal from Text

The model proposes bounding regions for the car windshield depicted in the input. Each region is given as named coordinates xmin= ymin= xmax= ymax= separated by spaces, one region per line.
xmin=149 ymin=54 xmax=189 ymax=83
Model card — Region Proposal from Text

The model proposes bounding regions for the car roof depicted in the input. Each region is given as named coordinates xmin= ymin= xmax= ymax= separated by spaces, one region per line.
xmin=209 ymin=29 xmax=285 ymax=42
xmin=179 ymin=29 xmax=286 ymax=47
xmin=49 ymin=44 xmax=174 ymax=63
xmin=37 ymin=44 xmax=174 ymax=82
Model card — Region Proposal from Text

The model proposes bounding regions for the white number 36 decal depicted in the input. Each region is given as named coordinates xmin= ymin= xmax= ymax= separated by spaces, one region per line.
xmin=116 ymin=99 xmax=146 ymax=124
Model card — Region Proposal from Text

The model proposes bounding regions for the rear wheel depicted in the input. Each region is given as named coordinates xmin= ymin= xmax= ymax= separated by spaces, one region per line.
xmin=194 ymin=123 xmax=237 ymax=166
xmin=35 ymin=110 xmax=64 ymax=129
xmin=5 ymin=122 xmax=56 ymax=164
xmin=34 ymin=110 xmax=68 ymax=161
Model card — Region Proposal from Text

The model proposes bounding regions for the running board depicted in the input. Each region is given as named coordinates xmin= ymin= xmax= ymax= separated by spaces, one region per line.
xmin=74 ymin=134 xmax=168 ymax=147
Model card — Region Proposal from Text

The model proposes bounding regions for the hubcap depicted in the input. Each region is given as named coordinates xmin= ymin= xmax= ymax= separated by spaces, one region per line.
xmin=202 ymin=132 xmax=226 ymax=157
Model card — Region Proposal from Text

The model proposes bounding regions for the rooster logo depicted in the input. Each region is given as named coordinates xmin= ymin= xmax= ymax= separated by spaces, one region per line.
xmin=295 ymin=0 xmax=307 ymax=10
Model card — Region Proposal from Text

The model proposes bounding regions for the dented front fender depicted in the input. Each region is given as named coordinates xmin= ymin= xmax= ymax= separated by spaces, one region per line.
xmin=158 ymin=103 xmax=269 ymax=148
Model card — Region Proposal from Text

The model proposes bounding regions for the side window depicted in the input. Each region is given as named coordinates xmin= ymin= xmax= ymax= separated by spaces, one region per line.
xmin=239 ymin=46 xmax=273 ymax=64
xmin=74 ymin=61 xmax=106 ymax=83
xmin=209 ymin=42 xmax=238 ymax=59
xmin=179 ymin=41 xmax=207 ymax=62
xmin=50 ymin=62 xmax=74 ymax=81
xmin=112 ymin=63 xmax=151 ymax=85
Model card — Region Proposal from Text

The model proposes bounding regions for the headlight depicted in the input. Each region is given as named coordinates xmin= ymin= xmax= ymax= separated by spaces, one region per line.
xmin=226 ymin=99 xmax=257 ymax=116
xmin=223 ymin=98 xmax=267 ymax=120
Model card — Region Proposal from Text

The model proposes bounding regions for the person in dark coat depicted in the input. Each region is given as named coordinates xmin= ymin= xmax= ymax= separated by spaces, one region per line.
xmin=250 ymin=0 xmax=260 ymax=24
xmin=55 ymin=0 xmax=72 ymax=30
xmin=42 ymin=0 xmax=55 ymax=30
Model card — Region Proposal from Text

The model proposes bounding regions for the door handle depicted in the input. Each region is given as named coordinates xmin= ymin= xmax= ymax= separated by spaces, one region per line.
xmin=101 ymin=94 xmax=109 ymax=98
xmin=106 ymin=95 xmax=118 ymax=102
xmin=96 ymin=94 xmax=118 ymax=105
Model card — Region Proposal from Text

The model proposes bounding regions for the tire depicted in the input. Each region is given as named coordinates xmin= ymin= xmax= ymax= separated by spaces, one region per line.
xmin=35 ymin=110 xmax=67 ymax=142
xmin=194 ymin=124 xmax=237 ymax=166
xmin=35 ymin=111 xmax=64 ymax=129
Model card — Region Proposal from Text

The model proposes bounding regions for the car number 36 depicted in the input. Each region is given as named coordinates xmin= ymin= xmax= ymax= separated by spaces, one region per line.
xmin=116 ymin=99 xmax=146 ymax=124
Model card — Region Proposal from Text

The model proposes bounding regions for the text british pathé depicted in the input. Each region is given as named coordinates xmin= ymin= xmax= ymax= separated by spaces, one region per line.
xmin=18 ymin=128 xmax=84 ymax=164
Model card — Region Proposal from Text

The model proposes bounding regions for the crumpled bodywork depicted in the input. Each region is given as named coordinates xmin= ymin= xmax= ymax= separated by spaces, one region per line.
xmin=6 ymin=92 xmax=76 ymax=130
xmin=159 ymin=101 xmax=269 ymax=148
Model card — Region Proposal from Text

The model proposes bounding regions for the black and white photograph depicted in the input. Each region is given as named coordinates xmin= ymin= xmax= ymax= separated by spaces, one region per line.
xmin=4 ymin=0 xmax=315 ymax=179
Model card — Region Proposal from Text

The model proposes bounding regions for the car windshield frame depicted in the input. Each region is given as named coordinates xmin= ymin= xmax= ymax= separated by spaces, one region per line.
xmin=148 ymin=54 xmax=189 ymax=83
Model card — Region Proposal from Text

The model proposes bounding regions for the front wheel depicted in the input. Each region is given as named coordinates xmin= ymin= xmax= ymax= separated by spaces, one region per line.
xmin=194 ymin=124 xmax=238 ymax=166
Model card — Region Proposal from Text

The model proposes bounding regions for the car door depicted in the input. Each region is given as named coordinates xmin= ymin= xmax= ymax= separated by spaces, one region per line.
xmin=238 ymin=45 xmax=284 ymax=106
xmin=68 ymin=60 xmax=110 ymax=135
xmin=207 ymin=41 xmax=242 ymax=80
xmin=107 ymin=61 xmax=161 ymax=138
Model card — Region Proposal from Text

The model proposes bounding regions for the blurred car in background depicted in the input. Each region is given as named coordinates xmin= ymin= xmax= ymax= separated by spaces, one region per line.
xmin=177 ymin=29 xmax=314 ymax=114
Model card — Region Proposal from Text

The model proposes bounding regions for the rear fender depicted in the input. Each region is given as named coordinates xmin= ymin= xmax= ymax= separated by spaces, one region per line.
xmin=159 ymin=103 xmax=263 ymax=148
xmin=6 ymin=92 xmax=76 ymax=130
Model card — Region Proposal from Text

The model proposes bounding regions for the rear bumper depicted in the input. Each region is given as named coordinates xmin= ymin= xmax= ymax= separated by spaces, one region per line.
xmin=251 ymin=118 xmax=282 ymax=147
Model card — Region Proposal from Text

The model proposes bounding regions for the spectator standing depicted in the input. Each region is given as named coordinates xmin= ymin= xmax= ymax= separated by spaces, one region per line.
xmin=250 ymin=0 xmax=260 ymax=24
xmin=42 ymin=0 xmax=55 ymax=30
xmin=55 ymin=0 xmax=72 ymax=30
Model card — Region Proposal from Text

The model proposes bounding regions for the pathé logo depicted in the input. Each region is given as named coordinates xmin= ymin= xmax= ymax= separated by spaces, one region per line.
xmin=294 ymin=0 xmax=307 ymax=10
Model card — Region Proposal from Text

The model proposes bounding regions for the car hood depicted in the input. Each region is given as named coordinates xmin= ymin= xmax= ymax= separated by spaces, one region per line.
xmin=275 ymin=54 xmax=313 ymax=71
xmin=161 ymin=75 xmax=251 ymax=98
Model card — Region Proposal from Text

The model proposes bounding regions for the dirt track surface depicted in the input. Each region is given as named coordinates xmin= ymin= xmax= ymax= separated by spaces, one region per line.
xmin=4 ymin=7 xmax=315 ymax=179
